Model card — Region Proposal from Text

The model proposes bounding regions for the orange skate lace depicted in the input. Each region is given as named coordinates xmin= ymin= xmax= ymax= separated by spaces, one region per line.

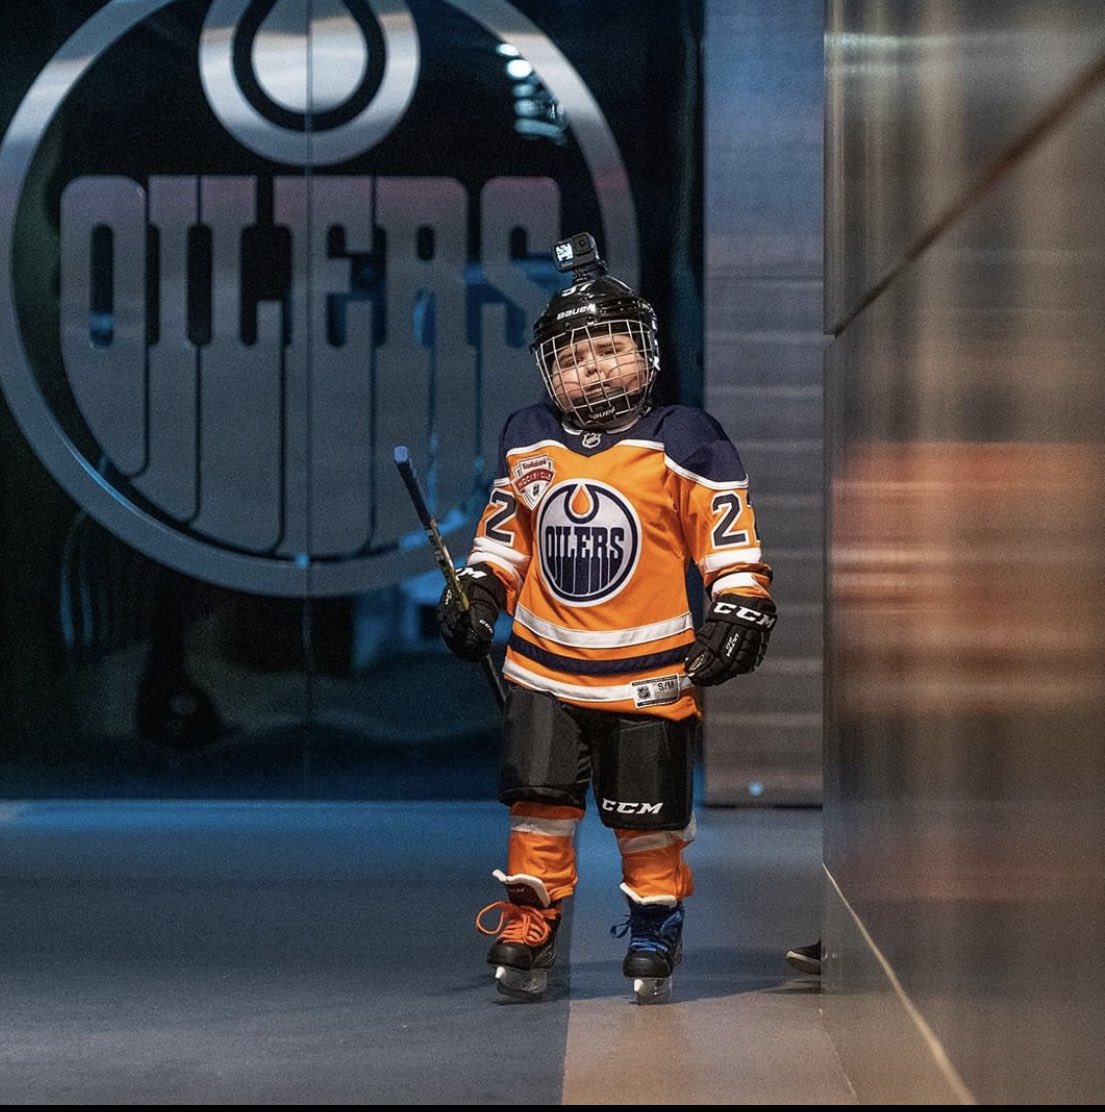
xmin=475 ymin=901 xmax=558 ymax=944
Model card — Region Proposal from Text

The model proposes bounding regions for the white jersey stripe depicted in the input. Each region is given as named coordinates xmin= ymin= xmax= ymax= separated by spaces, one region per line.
xmin=471 ymin=535 xmax=529 ymax=570
xmin=505 ymin=438 xmax=579 ymax=459
xmin=509 ymin=815 xmax=579 ymax=838
xmin=616 ymin=815 xmax=698 ymax=853
xmin=701 ymin=547 xmax=762 ymax=572
xmin=504 ymin=660 xmax=693 ymax=704
xmin=474 ymin=550 xmax=525 ymax=588
xmin=711 ymin=571 xmax=767 ymax=596
xmin=514 ymin=605 xmax=693 ymax=649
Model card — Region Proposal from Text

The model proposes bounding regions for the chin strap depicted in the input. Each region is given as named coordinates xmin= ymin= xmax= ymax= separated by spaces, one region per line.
xmin=561 ymin=407 xmax=650 ymax=437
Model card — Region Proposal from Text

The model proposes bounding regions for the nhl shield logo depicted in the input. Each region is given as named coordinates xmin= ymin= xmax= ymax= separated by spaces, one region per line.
xmin=511 ymin=455 xmax=555 ymax=509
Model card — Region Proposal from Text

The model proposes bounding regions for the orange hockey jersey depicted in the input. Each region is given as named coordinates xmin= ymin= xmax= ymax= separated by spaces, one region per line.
xmin=466 ymin=403 xmax=773 ymax=721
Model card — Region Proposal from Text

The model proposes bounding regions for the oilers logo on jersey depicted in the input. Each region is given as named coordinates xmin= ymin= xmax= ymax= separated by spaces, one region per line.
xmin=536 ymin=481 xmax=641 ymax=605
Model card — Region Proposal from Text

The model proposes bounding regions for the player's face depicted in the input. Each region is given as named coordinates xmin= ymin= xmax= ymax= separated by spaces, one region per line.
xmin=550 ymin=330 xmax=649 ymax=412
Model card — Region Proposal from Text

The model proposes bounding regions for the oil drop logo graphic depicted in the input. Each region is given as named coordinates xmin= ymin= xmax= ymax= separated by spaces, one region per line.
xmin=200 ymin=0 xmax=419 ymax=166
xmin=0 ymin=0 xmax=639 ymax=596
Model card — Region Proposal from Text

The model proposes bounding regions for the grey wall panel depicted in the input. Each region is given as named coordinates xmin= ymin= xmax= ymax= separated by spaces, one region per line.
xmin=825 ymin=0 xmax=1105 ymax=1100
xmin=724 ymin=664 xmax=821 ymax=718
xmin=709 ymin=275 xmax=823 ymax=333
xmin=710 ymin=334 xmax=826 ymax=389
xmin=756 ymin=596 xmax=820 ymax=655
xmin=706 ymin=2 xmax=823 ymax=277
xmin=751 ymin=494 xmax=821 ymax=552
xmin=764 ymin=550 xmax=821 ymax=599
xmin=704 ymin=1 xmax=825 ymax=805
xmin=710 ymin=386 xmax=822 ymax=443
xmin=705 ymin=711 xmax=823 ymax=804
xmin=739 ymin=444 xmax=821 ymax=498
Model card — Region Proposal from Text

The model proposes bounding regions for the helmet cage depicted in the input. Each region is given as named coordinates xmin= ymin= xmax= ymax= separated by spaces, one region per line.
xmin=530 ymin=244 xmax=660 ymax=431
xmin=534 ymin=316 xmax=658 ymax=431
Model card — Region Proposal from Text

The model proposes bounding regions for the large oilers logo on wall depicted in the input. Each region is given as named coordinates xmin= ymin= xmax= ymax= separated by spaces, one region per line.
xmin=0 ymin=0 xmax=639 ymax=596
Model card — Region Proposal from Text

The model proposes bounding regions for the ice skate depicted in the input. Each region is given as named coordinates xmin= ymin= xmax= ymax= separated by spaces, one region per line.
xmin=476 ymin=869 xmax=561 ymax=1001
xmin=785 ymin=939 xmax=822 ymax=976
xmin=611 ymin=884 xmax=684 ymax=1005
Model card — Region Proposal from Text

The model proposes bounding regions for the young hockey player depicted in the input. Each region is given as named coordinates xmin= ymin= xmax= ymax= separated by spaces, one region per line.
xmin=437 ymin=233 xmax=776 ymax=1003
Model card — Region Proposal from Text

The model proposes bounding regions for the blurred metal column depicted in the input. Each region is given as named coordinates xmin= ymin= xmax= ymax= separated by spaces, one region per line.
xmin=823 ymin=1 xmax=1105 ymax=1103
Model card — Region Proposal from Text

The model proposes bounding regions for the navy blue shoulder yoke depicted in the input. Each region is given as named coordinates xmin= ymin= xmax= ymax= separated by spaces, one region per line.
xmin=493 ymin=403 xmax=747 ymax=485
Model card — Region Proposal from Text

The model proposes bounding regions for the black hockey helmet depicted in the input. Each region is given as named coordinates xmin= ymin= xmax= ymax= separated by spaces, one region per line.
xmin=530 ymin=233 xmax=659 ymax=431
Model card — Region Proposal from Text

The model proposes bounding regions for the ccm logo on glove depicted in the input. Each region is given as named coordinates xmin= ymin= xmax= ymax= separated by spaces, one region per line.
xmin=685 ymin=594 xmax=777 ymax=685
xmin=711 ymin=599 xmax=777 ymax=627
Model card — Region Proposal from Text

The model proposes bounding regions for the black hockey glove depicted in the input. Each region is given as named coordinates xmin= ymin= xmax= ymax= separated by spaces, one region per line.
xmin=436 ymin=564 xmax=507 ymax=662
xmin=685 ymin=595 xmax=777 ymax=685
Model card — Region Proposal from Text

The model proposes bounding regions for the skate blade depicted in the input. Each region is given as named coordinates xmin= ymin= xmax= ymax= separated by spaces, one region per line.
xmin=632 ymin=976 xmax=673 ymax=1005
xmin=494 ymin=964 xmax=548 ymax=1001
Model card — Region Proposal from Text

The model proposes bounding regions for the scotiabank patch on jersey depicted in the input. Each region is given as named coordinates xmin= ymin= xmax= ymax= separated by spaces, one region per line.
xmin=536 ymin=481 xmax=640 ymax=605
xmin=511 ymin=455 xmax=555 ymax=509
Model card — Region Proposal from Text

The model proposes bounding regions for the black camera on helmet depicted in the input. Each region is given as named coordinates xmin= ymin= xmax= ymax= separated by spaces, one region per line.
xmin=553 ymin=232 xmax=604 ymax=278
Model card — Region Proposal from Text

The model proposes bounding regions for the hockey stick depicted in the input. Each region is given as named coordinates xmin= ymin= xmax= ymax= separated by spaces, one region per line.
xmin=393 ymin=446 xmax=507 ymax=710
